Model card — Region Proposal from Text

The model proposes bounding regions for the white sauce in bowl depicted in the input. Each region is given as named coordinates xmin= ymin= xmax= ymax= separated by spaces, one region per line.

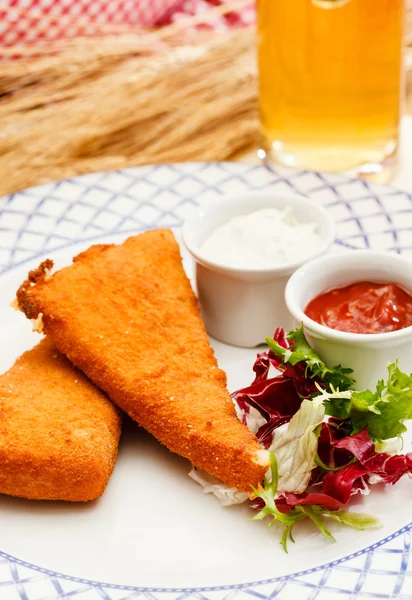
xmin=199 ymin=207 xmax=321 ymax=269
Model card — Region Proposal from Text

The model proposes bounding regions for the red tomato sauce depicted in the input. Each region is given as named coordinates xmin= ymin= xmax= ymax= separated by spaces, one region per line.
xmin=305 ymin=281 xmax=412 ymax=334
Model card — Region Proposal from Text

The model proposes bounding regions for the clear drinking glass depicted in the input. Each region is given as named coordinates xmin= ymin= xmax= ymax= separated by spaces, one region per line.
xmin=257 ymin=0 xmax=405 ymax=180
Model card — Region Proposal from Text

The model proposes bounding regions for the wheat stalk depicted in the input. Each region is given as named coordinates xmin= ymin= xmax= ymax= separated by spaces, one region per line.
xmin=0 ymin=28 xmax=258 ymax=195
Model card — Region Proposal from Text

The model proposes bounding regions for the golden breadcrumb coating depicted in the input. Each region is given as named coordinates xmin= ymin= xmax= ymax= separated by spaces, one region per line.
xmin=17 ymin=229 xmax=269 ymax=491
xmin=0 ymin=338 xmax=121 ymax=501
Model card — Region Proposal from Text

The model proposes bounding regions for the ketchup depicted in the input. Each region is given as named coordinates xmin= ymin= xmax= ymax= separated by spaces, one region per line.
xmin=305 ymin=281 xmax=412 ymax=334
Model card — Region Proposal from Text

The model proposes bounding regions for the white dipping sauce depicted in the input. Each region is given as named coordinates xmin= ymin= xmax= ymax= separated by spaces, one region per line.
xmin=200 ymin=207 xmax=322 ymax=269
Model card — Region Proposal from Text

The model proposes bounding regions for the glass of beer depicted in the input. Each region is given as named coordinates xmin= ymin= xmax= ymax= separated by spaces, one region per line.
xmin=257 ymin=0 xmax=405 ymax=179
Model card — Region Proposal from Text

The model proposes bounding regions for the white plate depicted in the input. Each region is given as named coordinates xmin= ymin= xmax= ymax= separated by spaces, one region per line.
xmin=0 ymin=163 xmax=412 ymax=600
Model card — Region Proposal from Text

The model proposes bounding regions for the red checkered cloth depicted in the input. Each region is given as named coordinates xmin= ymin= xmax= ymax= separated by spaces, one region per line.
xmin=0 ymin=0 xmax=255 ymax=46
xmin=169 ymin=0 xmax=255 ymax=31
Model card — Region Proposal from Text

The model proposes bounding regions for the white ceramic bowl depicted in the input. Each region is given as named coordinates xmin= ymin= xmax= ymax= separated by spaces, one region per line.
xmin=285 ymin=250 xmax=412 ymax=390
xmin=183 ymin=191 xmax=335 ymax=347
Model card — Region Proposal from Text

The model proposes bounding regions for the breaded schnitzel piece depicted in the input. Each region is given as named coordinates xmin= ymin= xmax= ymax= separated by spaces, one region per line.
xmin=0 ymin=339 xmax=121 ymax=501
xmin=16 ymin=229 xmax=269 ymax=491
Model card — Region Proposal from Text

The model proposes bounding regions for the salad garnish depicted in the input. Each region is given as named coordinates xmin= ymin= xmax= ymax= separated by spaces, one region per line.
xmin=232 ymin=326 xmax=412 ymax=550
xmin=267 ymin=327 xmax=355 ymax=391
xmin=251 ymin=453 xmax=381 ymax=552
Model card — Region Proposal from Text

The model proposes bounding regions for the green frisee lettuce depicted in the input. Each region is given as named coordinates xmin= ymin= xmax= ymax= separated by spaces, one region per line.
xmin=350 ymin=361 xmax=412 ymax=440
xmin=267 ymin=326 xmax=412 ymax=443
xmin=266 ymin=327 xmax=355 ymax=391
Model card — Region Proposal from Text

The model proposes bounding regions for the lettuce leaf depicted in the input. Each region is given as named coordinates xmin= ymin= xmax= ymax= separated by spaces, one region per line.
xmin=315 ymin=362 xmax=412 ymax=442
xmin=266 ymin=326 xmax=355 ymax=391
xmin=350 ymin=362 xmax=412 ymax=441
xmin=270 ymin=397 xmax=325 ymax=493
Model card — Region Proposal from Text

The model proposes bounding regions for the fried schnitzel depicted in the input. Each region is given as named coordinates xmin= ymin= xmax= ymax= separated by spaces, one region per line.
xmin=16 ymin=230 xmax=269 ymax=491
xmin=0 ymin=339 xmax=121 ymax=501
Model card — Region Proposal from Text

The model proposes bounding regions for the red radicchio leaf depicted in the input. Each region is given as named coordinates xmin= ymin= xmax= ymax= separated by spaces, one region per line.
xmin=276 ymin=362 xmax=318 ymax=398
xmin=332 ymin=427 xmax=375 ymax=463
xmin=231 ymin=329 xmax=316 ymax=447
xmin=322 ymin=463 xmax=369 ymax=504
xmin=317 ymin=419 xmax=354 ymax=470
xmin=268 ymin=328 xmax=325 ymax=397
xmin=276 ymin=492 xmax=344 ymax=512
xmin=252 ymin=328 xmax=290 ymax=383
xmin=332 ymin=427 xmax=412 ymax=486
xmin=275 ymin=467 xmax=370 ymax=510
xmin=366 ymin=453 xmax=412 ymax=485
xmin=246 ymin=377 xmax=301 ymax=419
xmin=231 ymin=376 xmax=302 ymax=447
xmin=320 ymin=428 xmax=412 ymax=503
xmin=256 ymin=416 xmax=291 ymax=449
xmin=261 ymin=329 xmax=321 ymax=397
xmin=307 ymin=466 xmax=325 ymax=487
xmin=274 ymin=327 xmax=289 ymax=349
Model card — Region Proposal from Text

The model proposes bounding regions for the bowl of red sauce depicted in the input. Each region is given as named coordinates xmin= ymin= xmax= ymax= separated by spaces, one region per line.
xmin=285 ymin=250 xmax=412 ymax=389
